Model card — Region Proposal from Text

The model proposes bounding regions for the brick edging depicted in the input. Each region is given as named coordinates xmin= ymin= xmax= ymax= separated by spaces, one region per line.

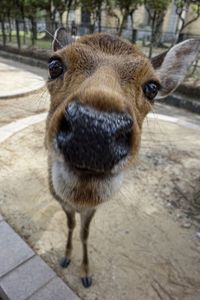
xmin=0 ymin=215 xmax=80 ymax=300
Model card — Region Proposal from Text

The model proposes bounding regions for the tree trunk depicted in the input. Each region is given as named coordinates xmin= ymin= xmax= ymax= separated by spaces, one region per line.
xmin=118 ymin=10 xmax=129 ymax=36
xmin=174 ymin=1 xmax=189 ymax=44
xmin=44 ymin=3 xmax=54 ymax=38
xmin=19 ymin=5 xmax=26 ymax=45
xmin=7 ymin=14 xmax=12 ymax=42
xmin=22 ymin=18 xmax=26 ymax=45
xmin=151 ymin=12 xmax=165 ymax=47
xmin=30 ymin=17 xmax=37 ymax=46
xmin=89 ymin=23 xmax=95 ymax=33
xmin=1 ymin=20 xmax=7 ymax=46
xmin=66 ymin=0 xmax=73 ymax=26
xmin=149 ymin=12 xmax=156 ymax=58
xmin=66 ymin=10 xmax=70 ymax=26
xmin=59 ymin=12 xmax=64 ymax=26
xmin=97 ymin=2 xmax=102 ymax=32
xmin=130 ymin=11 xmax=137 ymax=43
xmin=15 ymin=19 xmax=21 ymax=49
xmin=45 ymin=14 xmax=53 ymax=37
xmin=108 ymin=10 xmax=120 ymax=32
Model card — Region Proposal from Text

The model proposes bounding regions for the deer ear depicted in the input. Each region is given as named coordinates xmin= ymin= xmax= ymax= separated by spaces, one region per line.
xmin=52 ymin=27 xmax=74 ymax=52
xmin=151 ymin=39 xmax=200 ymax=99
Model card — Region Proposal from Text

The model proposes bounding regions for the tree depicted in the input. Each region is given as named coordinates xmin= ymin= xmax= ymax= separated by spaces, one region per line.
xmin=23 ymin=0 xmax=41 ymax=46
xmin=175 ymin=0 xmax=200 ymax=43
xmin=114 ymin=0 xmax=143 ymax=36
xmin=80 ymin=0 xmax=108 ymax=32
xmin=1 ymin=0 xmax=15 ymax=43
xmin=65 ymin=0 xmax=79 ymax=25
xmin=24 ymin=0 xmax=55 ymax=37
xmin=0 ymin=0 xmax=23 ymax=48
xmin=0 ymin=0 xmax=12 ymax=46
xmin=144 ymin=0 xmax=171 ymax=57
xmin=24 ymin=0 xmax=62 ymax=39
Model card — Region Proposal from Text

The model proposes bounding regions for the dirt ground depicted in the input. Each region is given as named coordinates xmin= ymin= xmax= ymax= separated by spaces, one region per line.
xmin=1 ymin=55 xmax=200 ymax=300
xmin=0 ymin=111 xmax=200 ymax=299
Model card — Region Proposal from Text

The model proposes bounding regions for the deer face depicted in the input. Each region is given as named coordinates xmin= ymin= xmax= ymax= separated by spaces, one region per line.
xmin=46 ymin=31 xmax=199 ymax=209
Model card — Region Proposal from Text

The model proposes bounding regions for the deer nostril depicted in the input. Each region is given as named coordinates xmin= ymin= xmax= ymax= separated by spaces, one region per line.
xmin=60 ymin=112 xmax=73 ymax=134
xmin=56 ymin=101 xmax=133 ymax=173
xmin=115 ymin=115 xmax=133 ymax=147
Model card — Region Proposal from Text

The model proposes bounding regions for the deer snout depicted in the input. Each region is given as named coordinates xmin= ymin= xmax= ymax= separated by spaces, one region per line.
xmin=56 ymin=101 xmax=133 ymax=174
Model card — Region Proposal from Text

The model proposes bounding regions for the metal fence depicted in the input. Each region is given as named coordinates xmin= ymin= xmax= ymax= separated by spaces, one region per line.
xmin=1 ymin=19 xmax=200 ymax=47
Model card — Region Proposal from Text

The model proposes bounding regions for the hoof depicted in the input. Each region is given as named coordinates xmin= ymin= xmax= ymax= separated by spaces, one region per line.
xmin=60 ymin=257 xmax=71 ymax=268
xmin=81 ymin=276 xmax=92 ymax=288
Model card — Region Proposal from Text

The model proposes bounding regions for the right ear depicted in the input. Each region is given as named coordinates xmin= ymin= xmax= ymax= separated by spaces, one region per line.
xmin=151 ymin=39 xmax=200 ymax=99
xmin=52 ymin=27 xmax=74 ymax=52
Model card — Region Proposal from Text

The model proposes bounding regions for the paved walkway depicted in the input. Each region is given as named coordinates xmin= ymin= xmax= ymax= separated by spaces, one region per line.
xmin=0 ymin=58 xmax=45 ymax=99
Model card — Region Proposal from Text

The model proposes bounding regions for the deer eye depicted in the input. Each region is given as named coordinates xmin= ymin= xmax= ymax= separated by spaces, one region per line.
xmin=143 ymin=82 xmax=160 ymax=101
xmin=48 ymin=58 xmax=64 ymax=79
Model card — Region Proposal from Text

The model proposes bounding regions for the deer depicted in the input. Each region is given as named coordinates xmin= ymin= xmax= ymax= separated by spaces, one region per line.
xmin=45 ymin=28 xmax=200 ymax=288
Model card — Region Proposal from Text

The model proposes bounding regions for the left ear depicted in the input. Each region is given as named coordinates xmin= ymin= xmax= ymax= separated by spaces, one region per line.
xmin=52 ymin=27 xmax=74 ymax=52
xmin=151 ymin=39 xmax=200 ymax=99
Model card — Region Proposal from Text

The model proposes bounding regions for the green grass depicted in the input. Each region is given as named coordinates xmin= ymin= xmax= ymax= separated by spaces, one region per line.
xmin=36 ymin=39 xmax=51 ymax=49
xmin=0 ymin=31 xmax=51 ymax=49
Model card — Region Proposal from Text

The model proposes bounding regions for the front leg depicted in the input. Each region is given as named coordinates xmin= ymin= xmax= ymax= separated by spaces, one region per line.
xmin=60 ymin=210 xmax=76 ymax=268
xmin=80 ymin=209 xmax=96 ymax=288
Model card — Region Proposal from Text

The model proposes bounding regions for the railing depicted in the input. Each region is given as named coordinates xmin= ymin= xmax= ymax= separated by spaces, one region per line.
xmin=1 ymin=19 xmax=200 ymax=48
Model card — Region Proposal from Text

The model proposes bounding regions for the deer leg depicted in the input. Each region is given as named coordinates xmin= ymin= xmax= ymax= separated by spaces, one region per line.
xmin=80 ymin=209 xmax=96 ymax=288
xmin=60 ymin=210 xmax=76 ymax=268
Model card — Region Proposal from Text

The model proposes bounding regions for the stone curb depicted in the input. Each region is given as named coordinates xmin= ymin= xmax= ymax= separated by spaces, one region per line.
xmin=0 ymin=45 xmax=50 ymax=62
xmin=177 ymin=83 xmax=200 ymax=99
xmin=0 ymin=113 xmax=47 ymax=144
xmin=0 ymin=86 xmax=46 ymax=100
xmin=148 ymin=112 xmax=200 ymax=131
xmin=0 ymin=214 xmax=80 ymax=300
xmin=159 ymin=93 xmax=200 ymax=115
xmin=0 ymin=50 xmax=47 ymax=70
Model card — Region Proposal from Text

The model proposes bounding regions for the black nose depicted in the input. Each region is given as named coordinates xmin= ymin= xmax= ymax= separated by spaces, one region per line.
xmin=56 ymin=101 xmax=133 ymax=174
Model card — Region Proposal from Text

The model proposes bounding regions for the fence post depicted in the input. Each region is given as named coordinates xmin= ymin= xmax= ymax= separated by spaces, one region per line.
xmin=132 ymin=29 xmax=137 ymax=43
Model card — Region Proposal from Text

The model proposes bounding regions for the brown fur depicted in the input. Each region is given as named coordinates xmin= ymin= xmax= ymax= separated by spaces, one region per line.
xmin=46 ymin=33 xmax=159 ymax=182
xmin=46 ymin=33 xmax=159 ymax=286
xmin=45 ymin=32 xmax=199 ymax=286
